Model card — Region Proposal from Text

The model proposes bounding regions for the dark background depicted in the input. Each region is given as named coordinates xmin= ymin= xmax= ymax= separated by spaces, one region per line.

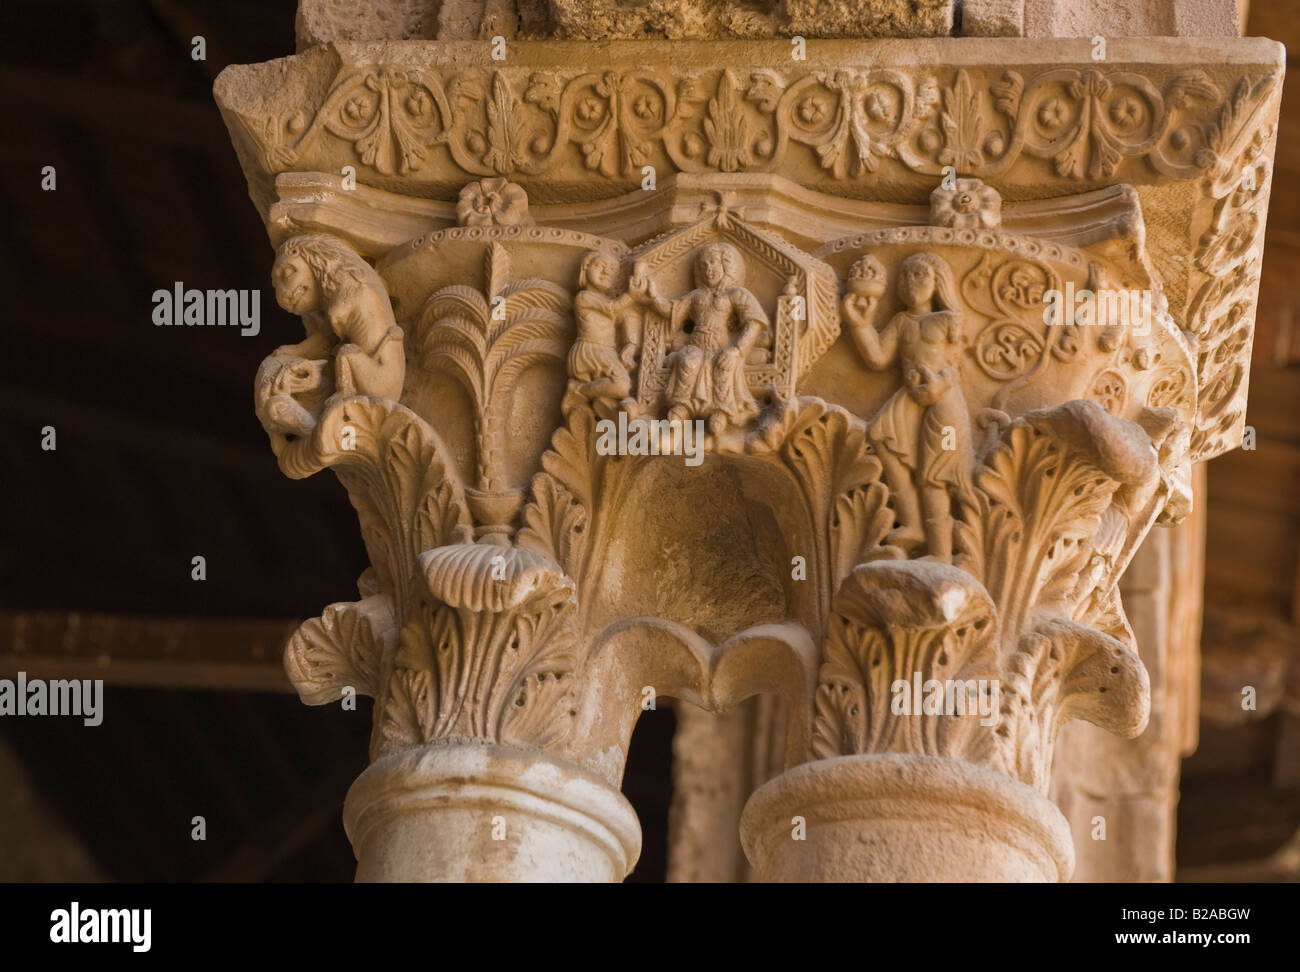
xmin=1 ymin=0 xmax=1299 ymax=882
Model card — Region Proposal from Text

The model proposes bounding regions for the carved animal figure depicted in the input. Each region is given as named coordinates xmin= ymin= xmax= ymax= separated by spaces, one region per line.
xmin=256 ymin=234 xmax=405 ymax=436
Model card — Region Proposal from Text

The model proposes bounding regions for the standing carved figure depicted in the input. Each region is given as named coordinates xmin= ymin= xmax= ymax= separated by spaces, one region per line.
xmin=256 ymin=235 xmax=405 ymax=436
xmin=569 ymin=250 xmax=640 ymax=412
xmin=639 ymin=242 xmax=770 ymax=436
xmin=843 ymin=251 xmax=972 ymax=562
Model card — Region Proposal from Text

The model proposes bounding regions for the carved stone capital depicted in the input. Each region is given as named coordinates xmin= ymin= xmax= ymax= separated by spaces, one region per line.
xmin=220 ymin=30 xmax=1282 ymax=882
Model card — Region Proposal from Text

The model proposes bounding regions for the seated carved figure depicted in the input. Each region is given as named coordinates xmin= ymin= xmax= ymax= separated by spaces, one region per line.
xmin=639 ymin=242 xmax=770 ymax=436
xmin=569 ymin=250 xmax=640 ymax=412
xmin=256 ymin=235 xmax=405 ymax=437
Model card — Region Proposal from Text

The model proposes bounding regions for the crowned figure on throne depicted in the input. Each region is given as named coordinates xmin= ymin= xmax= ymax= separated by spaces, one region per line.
xmin=635 ymin=241 xmax=770 ymax=436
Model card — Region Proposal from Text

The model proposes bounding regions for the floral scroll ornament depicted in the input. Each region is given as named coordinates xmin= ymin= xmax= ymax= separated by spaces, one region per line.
xmin=931 ymin=178 xmax=1001 ymax=230
xmin=456 ymin=178 xmax=533 ymax=227
xmin=315 ymin=68 xmax=450 ymax=176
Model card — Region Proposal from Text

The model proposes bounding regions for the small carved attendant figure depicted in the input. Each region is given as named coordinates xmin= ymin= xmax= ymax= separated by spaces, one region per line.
xmin=641 ymin=242 xmax=769 ymax=436
xmin=257 ymin=235 xmax=405 ymax=436
xmin=570 ymin=250 xmax=639 ymax=411
xmin=844 ymin=251 xmax=972 ymax=562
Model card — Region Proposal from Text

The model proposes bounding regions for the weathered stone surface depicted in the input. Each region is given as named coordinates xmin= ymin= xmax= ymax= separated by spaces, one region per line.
xmin=1051 ymin=487 xmax=1204 ymax=883
xmin=962 ymin=0 xmax=1025 ymax=36
xmin=344 ymin=742 xmax=641 ymax=880
xmin=216 ymin=2 xmax=1282 ymax=882
xmin=740 ymin=754 xmax=1076 ymax=881
xmin=1023 ymin=0 xmax=1241 ymax=38
xmin=294 ymin=0 xmax=955 ymax=46
xmin=297 ymin=0 xmax=440 ymax=50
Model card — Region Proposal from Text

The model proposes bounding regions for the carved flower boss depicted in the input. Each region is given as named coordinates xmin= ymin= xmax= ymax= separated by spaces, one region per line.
xmin=930 ymin=178 xmax=1002 ymax=229
xmin=457 ymin=177 xmax=532 ymax=227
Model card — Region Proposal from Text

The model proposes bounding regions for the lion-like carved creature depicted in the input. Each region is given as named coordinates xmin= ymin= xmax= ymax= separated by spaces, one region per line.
xmin=255 ymin=234 xmax=405 ymax=438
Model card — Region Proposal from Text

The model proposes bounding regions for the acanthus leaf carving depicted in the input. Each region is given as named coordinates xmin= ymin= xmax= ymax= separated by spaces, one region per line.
xmin=937 ymin=69 xmax=988 ymax=171
xmin=285 ymin=594 xmax=397 ymax=704
xmin=703 ymin=70 xmax=756 ymax=173
xmin=759 ymin=399 xmax=899 ymax=635
xmin=373 ymin=543 xmax=579 ymax=758
xmin=812 ymin=560 xmax=1000 ymax=766
xmin=209 ymin=17 xmax=1286 ymax=885
xmin=806 ymin=384 xmax=1162 ymax=790
xmin=955 ymin=401 xmax=1158 ymax=632
xmin=322 ymin=398 xmax=475 ymax=619
xmin=998 ymin=616 xmax=1149 ymax=788
xmin=518 ymin=394 xmax=634 ymax=616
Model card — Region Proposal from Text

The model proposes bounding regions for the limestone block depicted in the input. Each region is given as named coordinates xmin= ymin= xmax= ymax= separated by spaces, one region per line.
xmin=962 ymin=0 xmax=1024 ymax=37
xmin=1023 ymin=0 xmax=1240 ymax=38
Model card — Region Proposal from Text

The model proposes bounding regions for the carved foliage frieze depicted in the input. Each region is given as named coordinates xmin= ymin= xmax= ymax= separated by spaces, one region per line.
xmin=1185 ymin=105 xmax=1277 ymax=459
xmin=219 ymin=48 xmax=1280 ymax=195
